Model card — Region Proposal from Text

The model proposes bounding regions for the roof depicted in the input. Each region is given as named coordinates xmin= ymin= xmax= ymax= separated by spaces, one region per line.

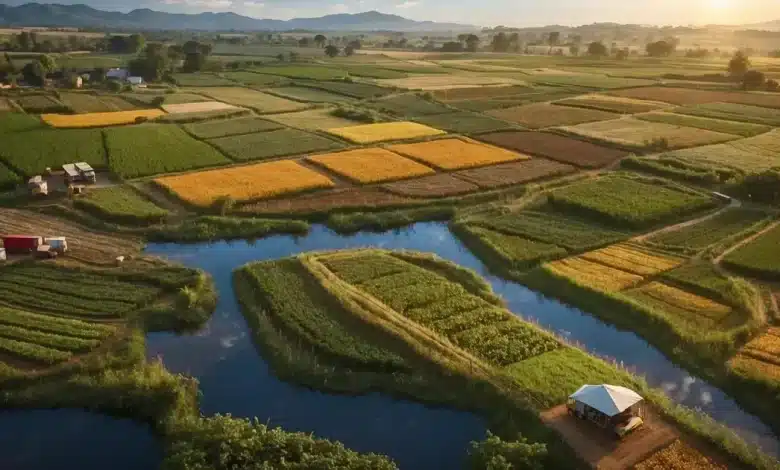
xmin=569 ymin=384 xmax=643 ymax=417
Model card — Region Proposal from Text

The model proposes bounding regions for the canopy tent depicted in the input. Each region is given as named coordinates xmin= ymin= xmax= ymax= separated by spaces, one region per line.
xmin=569 ymin=384 xmax=643 ymax=417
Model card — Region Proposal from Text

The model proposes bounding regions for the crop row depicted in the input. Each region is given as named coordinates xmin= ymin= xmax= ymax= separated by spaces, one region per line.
xmin=0 ymin=274 xmax=159 ymax=305
xmin=649 ymin=209 xmax=768 ymax=251
xmin=453 ymin=321 xmax=560 ymax=366
xmin=0 ymin=337 xmax=72 ymax=365
xmin=0 ymin=324 xmax=101 ymax=353
xmin=623 ymin=282 xmax=732 ymax=331
xmin=0 ymin=306 xmax=114 ymax=340
xmin=3 ymin=262 xmax=193 ymax=290
xmin=456 ymin=224 xmax=567 ymax=270
xmin=74 ymin=186 xmax=169 ymax=226
xmin=722 ymin=224 xmax=780 ymax=280
xmin=580 ymin=244 xmax=683 ymax=276
xmin=546 ymin=257 xmax=643 ymax=292
xmin=0 ymin=284 xmax=136 ymax=318
xmin=320 ymin=253 xmax=408 ymax=285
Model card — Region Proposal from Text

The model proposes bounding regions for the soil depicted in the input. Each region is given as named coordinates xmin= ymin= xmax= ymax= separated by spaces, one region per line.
xmin=454 ymin=158 xmax=577 ymax=189
xmin=541 ymin=404 xmax=678 ymax=470
xmin=476 ymin=131 xmax=628 ymax=168
xmin=382 ymin=174 xmax=479 ymax=198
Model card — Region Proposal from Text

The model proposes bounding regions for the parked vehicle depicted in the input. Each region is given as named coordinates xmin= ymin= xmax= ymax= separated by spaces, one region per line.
xmin=45 ymin=237 xmax=68 ymax=255
xmin=35 ymin=245 xmax=57 ymax=259
xmin=2 ymin=235 xmax=43 ymax=254
xmin=63 ymin=162 xmax=97 ymax=184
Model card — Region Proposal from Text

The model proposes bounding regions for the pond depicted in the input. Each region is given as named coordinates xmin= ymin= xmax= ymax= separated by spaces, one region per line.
xmin=0 ymin=409 xmax=161 ymax=470
xmin=145 ymin=222 xmax=780 ymax=467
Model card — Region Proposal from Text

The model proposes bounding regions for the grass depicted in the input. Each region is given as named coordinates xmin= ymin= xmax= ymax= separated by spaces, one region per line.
xmin=477 ymin=131 xmax=626 ymax=168
xmin=559 ymin=117 xmax=736 ymax=150
xmin=388 ymin=138 xmax=525 ymax=170
xmin=13 ymin=94 xmax=68 ymax=113
xmin=454 ymin=224 xmax=567 ymax=270
xmin=263 ymin=108 xmax=362 ymax=131
xmin=636 ymin=112 xmax=772 ymax=138
xmin=209 ymin=128 xmax=344 ymax=162
xmin=412 ymin=111 xmax=517 ymax=134
xmin=221 ymin=71 xmax=287 ymax=86
xmin=454 ymin=158 xmax=577 ymax=189
xmin=647 ymin=209 xmax=769 ymax=252
xmin=148 ymin=216 xmax=309 ymax=243
xmin=74 ymin=186 xmax=169 ymax=225
xmin=548 ymin=175 xmax=716 ymax=229
xmin=105 ymin=124 xmax=231 ymax=179
xmin=0 ymin=128 xmax=106 ymax=177
xmin=487 ymin=103 xmax=618 ymax=129
xmin=0 ymin=162 xmax=21 ymax=190
xmin=155 ymin=160 xmax=335 ymax=207
xmin=554 ymin=95 xmax=667 ymax=114
xmin=722 ymin=224 xmax=780 ymax=280
xmin=326 ymin=121 xmax=445 ymax=144
xmin=192 ymin=87 xmax=308 ymax=113
xmin=254 ymin=65 xmax=347 ymax=80
xmin=293 ymin=81 xmax=394 ymax=99
xmin=675 ymin=102 xmax=780 ymax=127
xmin=268 ymin=86 xmax=357 ymax=104
xmin=171 ymin=73 xmax=237 ymax=87
xmin=366 ymin=94 xmax=454 ymax=117
xmin=307 ymin=148 xmax=435 ymax=184
xmin=42 ymin=109 xmax=166 ymax=128
xmin=182 ymin=116 xmax=283 ymax=139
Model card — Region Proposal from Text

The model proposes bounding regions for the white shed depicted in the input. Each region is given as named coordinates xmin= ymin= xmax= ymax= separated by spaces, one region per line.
xmin=127 ymin=76 xmax=144 ymax=85
xmin=569 ymin=384 xmax=643 ymax=417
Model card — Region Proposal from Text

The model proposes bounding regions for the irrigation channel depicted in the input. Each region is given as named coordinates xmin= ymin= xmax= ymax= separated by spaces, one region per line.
xmin=143 ymin=222 xmax=780 ymax=469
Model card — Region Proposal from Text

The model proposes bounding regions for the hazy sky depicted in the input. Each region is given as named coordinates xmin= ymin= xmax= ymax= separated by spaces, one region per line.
xmin=14 ymin=0 xmax=780 ymax=25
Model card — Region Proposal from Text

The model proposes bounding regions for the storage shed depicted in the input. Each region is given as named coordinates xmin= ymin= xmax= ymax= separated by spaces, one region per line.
xmin=567 ymin=384 xmax=644 ymax=429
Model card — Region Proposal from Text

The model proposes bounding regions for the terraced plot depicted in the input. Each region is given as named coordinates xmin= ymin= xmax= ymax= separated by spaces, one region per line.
xmin=648 ymin=209 xmax=769 ymax=251
xmin=183 ymin=116 xmax=283 ymax=139
xmin=308 ymin=148 xmax=434 ymax=184
xmin=156 ymin=160 xmax=335 ymax=207
xmin=477 ymin=131 xmax=627 ymax=168
xmin=326 ymin=122 xmax=445 ymax=144
xmin=559 ymin=118 xmax=736 ymax=150
xmin=209 ymin=128 xmax=344 ymax=162
xmin=487 ymin=102 xmax=618 ymax=129
xmin=454 ymin=158 xmax=576 ymax=189
xmin=382 ymin=174 xmax=478 ymax=197
xmin=192 ymin=87 xmax=307 ymax=113
xmin=580 ymin=244 xmax=683 ymax=276
xmin=388 ymin=138 xmax=525 ymax=170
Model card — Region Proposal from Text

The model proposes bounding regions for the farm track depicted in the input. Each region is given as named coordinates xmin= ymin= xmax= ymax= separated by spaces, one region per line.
xmin=713 ymin=220 xmax=780 ymax=266
xmin=631 ymin=198 xmax=741 ymax=243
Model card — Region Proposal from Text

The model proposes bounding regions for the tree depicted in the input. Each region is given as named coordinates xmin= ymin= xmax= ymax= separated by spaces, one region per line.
xmin=569 ymin=44 xmax=580 ymax=56
xmin=182 ymin=53 xmax=207 ymax=72
xmin=491 ymin=32 xmax=511 ymax=52
xmin=347 ymin=39 xmax=362 ymax=51
xmin=767 ymin=79 xmax=779 ymax=92
xmin=183 ymin=40 xmax=200 ymax=55
xmin=465 ymin=34 xmax=480 ymax=52
xmin=298 ymin=37 xmax=310 ymax=47
xmin=324 ymin=45 xmax=340 ymax=58
xmin=441 ymin=42 xmax=465 ymax=52
xmin=615 ymin=48 xmax=629 ymax=60
xmin=509 ymin=32 xmax=520 ymax=52
xmin=547 ymin=31 xmax=560 ymax=54
xmin=646 ymin=40 xmax=674 ymax=57
xmin=587 ymin=41 xmax=608 ymax=57
xmin=742 ymin=70 xmax=766 ymax=90
xmin=314 ymin=34 xmax=327 ymax=48
xmin=344 ymin=45 xmax=356 ymax=56
xmin=468 ymin=432 xmax=547 ymax=470
xmin=37 ymin=54 xmax=56 ymax=74
xmin=168 ymin=44 xmax=184 ymax=62
xmin=728 ymin=51 xmax=750 ymax=80
xmin=127 ymin=33 xmax=146 ymax=54
xmin=197 ymin=43 xmax=213 ymax=57
xmin=21 ymin=61 xmax=45 ymax=86
xmin=733 ymin=169 xmax=780 ymax=205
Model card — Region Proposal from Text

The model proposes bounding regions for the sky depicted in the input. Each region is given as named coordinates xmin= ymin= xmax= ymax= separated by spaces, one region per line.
xmin=11 ymin=0 xmax=780 ymax=26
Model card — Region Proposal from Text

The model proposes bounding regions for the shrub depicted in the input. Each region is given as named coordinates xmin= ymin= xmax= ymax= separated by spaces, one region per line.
xmin=468 ymin=432 xmax=547 ymax=470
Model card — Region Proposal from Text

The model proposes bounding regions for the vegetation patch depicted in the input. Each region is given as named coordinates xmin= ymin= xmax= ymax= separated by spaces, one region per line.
xmin=623 ymin=282 xmax=733 ymax=331
xmin=171 ymin=73 xmax=237 ymax=87
xmin=307 ymin=148 xmax=435 ymax=184
xmin=326 ymin=121 xmax=445 ymax=144
xmin=366 ymin=94 xmax=454 ymax=117
xmin=149 ymin=216 xmax=309 ymax=242
xmin=455 ymin=158 xmax=576 ymax=189
xmin=609 ymin=87 xmax=732 ymax=105
xmin=74 ymin=186 xmax=169 ymax=225
xmin=728 ymin=327 xmax=780 ymax=385
xmin=161 ymin=101 xmax=240 ymax=114
xmin=388 ymin=138 xmax=525 ymax=170
xmin=412 ymin=111 xmax=517 ymax=134
xmin=487 ymin=102 xmax=618 ymax=129
xmin=381 ymin=173 xmax=478 ymax=198
xmin=222 ymin=71 xmax=287 ymax=86
xmin=0 ymin=162 xmax=22 ymax=190
xmin=42 ymin=109 xmax=166 ymax=128
xmin=580 ymin=243 xmax=684 ymax=276
xmin=675 ymin=102 xmax=780 ymax=127
xmin=238 ymin=187 xmax=415 ymax=215
xmin=155 ymin=160 xmax=334 ymax=207
xmin=722 ymin=224 xmax=780 ymax=280
xmin=254 ymin=65 xmax=347 ymax=80
xmin=433 ymin=85 xmax=541 ymax=101
xmin=0 ymin=112 xmax=44 ymax=134
xmin=547 ymin=175 xmax=716 ymax=229
xmin=636 ymin=112 xmax=772 ymax=138
xmin=268 ymin=86 xmax=357 ymax=103
xmin=378 ymin=75 xmax=524 ymax=91
xmin=192 ymin=87 xmax=308 ymax=113
xmin=454 ymin=224 xmax=567 ymax=270
xmin=153 ymin=107 xmax=251 ymax=123
xmin=182 ymin=116 xmax=283 ymax=139
xmin=327 ymin=206 xmax=455 ymax=234
xmin=0 ymin=128 xmax=106 ymax=177
xmin=524 ymin=73 xmax=654 ymax=89
xmin=294 ymin=81 xmax=394 ymax=99
xmin=105 ymin=124 xmax=231 ymax=178
xmin=647 ymin=208 xmax=769 ymax=252
xmin=159 ymin=93 xmax=211 ymax=105
xmin=12 ymin=94 xmax=68 ymax=113
xmin=545 ymin=257 xmax=644 ymax=292
xmin=635 ymin=439 xmax=727 ymax=470
xmin=209 ymin=128 xmax=343 ymax=162
xmin=264 ymin=108 xmax=361 ymax=131
xmin=478 ymin=131 xmax=627 ymax=168
xmin=58 ymin=92 xmax=133 ymax=113
xmin=554 ymin=95 xmax=668 ymax=114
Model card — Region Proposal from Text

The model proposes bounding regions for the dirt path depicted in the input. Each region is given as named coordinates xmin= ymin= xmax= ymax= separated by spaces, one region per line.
xmin=713 ymin=220 xmax=780 ymax=265
xmin=632 ymin=198 xmax=741 ymax=243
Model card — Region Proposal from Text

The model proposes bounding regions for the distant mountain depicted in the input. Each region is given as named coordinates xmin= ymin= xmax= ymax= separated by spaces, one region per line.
xmin=741 ymin=19 xmax=780 ymax=31
xmin=0 ymin=3 xmax=476 ymax=32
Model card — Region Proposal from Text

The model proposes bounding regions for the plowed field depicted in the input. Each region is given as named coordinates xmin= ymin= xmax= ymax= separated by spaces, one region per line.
xmin=238 ymin=187 xmax=417 ymax=214
xmin=382 ymin=174 xmax=479 ymax=197
xmin=454 ymin=158 xmax=576 ymax=188
xmin=477 ymin=131 xmax=628 ymax=168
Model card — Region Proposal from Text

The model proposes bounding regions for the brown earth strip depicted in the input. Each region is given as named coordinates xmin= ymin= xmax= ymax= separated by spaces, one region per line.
xmin=476 ymin=131 xmax=627 ymax=168
xmin=454 ymin=158 xmax=577 ymax=189
xmin=381 ymin=173 xmax=479 ymax=198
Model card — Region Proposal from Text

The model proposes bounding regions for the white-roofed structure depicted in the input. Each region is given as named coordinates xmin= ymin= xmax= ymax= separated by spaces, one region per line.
xmin=569 ymin=384 xmax=643 ymax=417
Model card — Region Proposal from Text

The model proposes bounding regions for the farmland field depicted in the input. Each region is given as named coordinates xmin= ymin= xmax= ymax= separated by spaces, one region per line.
xmin=57 ymin=92 xmax=132 ymax=113
xmin=0 ymin=112 xmax=44 ymax=134
xmin=378 ymin=75 xmax=524 ymax=90
xmin=635 ymin=112 xmax=772 ymax=138
xmin=74 ymin=186 xmax=169 ymax=225
xmin=451 ymin=90 xmax=583 ymax=112
xmin=326 ymin=121 xmax=445 ymax=144
xmin=486 ymin=102 xmax=618 ymax=129
xmin=456 ymin=224 xmax=568 ymax=268
xmin=559 ymin=118 xmax=736 ymax=149
xmin=254 ymin=65 xmax=347 ymax=80
xmin=548 ymin=175 xmax=715 ymax=229
xmin=307 ymin=148 xmax=435 ymax=183
xmin=104 ymin=124 xmax=231 ymax=178
xmin=0 ymin=97 xmax=12 ymax=111
xmin=161 ymin=101 xmax=241 ymax=114
xmin=239 ymin=186 xmax=415 ymax=214
xmin=433 ymin=85 xmax=540 ymax=101
xmin=412 ymin=111 xmax=516 ymax=134
xmin=635 ymin=440 xmax=727 ymax=470
xmin=42 ymin=109 xmax=165 ymax=128
xmin=675 ymin=102 xmax=780 ymax=126
xmin=454 ymin=158 xmax=576 ymax=188
xmin=647 ymin=208 xmax=768 ymax=251
xmin=381 ymin=173 xmax=478 ymax=197
xmin=477 ymin=131 xmax=627 ymax=168
xmin=263 ymin=108 xmax=360 ymax=131
xmin=523 ymin=73 xmax=655 ymax=89
xmin=209 ymin=128 xmax=343 ymax=162
xmin=268 ymin=86 xmax=357 ymax=104
xmin=554 ymin=94 xmax=668 ymax=114
xmin=182 ymin=116 xmax=283 ymax=139
xmin=388 ymin=138 xmax=525 ymax=170
xmin=729 ymin=327 xmax=780 ymax=384
xmin=221 ymin=71 xmax=287 ymax=86
xmin=155 ymin=160 xmax=335 ymax=206
xmin=580 ymin=243 xmax=683 ymax=276
xmin=546 ymin=257 xmax=643 ymax=292
xmin=611 ymin=86 xmax=780 ymax=109
xmin=160 ymin=93 xmax=212 ymax=105
xmin=154 ymin=107 xmax=250 ymax=123
xmin=623 ymin=282 xmax=733 ymax=330
xmin=191 ymin=87 xmax=308 ymax=113
xmin=294 ymin=81 xmax=394 ymax=99
xmin=12 ymin=94 xmax=68 ymax=113
xmin=722 ymin=224 xmax=780 ymax=279
xmin=366 ymin=94 xmax=454 ymax=117
xmin=171 ymin=73 xmax=237 ymax=87
xmin=0 ymin=128 xmax=106 ymax=176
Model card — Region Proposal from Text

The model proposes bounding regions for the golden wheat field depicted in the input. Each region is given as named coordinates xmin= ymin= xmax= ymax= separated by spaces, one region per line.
xmin=42 ymin=109 xmax=165 ymax=128
xmin=307 ymin=148 xmax=435 ymax=184
xmin=388 ymin=138 xmax=526 ymax=170
xmin=155 ymin=160 xmax=335 ymax=206
xmin=729 ymin=327 xmax=780 ymax=382
xmin=546 ymin=257 xmax=644 ymax=292
xmin=326 ymin=122 xmax=445 ymax=144
xmin=635 ymin=440 xmax=726 ymax=470
xmin=580 ymin=244 xmax=683 ymax=276
xmin=640 ymin=282 xmax=732 ymax=316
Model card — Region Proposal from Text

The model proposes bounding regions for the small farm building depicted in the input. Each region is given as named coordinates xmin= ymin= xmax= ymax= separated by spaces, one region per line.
xmin=107 ymin=68 xmax=129 ymax=80
xmin=568 ymin=384 xmax=643 ymax=427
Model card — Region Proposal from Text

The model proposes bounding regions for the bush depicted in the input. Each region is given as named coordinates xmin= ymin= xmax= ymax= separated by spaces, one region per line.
xmin=767 ymin=79 xmax=779 ymax=92
xmin=468 ymin=432 xmax=547 ymax=470
xmin=330 ymin=105 xmax=381 ymax=123
xmin=742 ymin=70 xmax=766 ymax=90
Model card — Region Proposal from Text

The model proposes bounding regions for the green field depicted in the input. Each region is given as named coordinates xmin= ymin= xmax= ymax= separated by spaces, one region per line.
xmin=647 ymin=209 xmax=769 ymax=252
xmin=0 ymin=112 xmax=43 ymax=134
xmin=0 ymin=161 xmax=21 ymax=190
xmin=255 ymin=65 xmax=347 ymax=80
xmin=342 ymin=65 xmax=407 ymax=79
xmin=194 ymin=87 xmax=308 ymax=113
xmin=554 ymin=95 xmax=666 ymax=114
xmin=636 ymin=112 xmax=772 ymax=138
xmin=413 ymin=111 xmax=517 ymax=134
xmin=222 ymin=71 xmax=288 ymax=87
xmin=1 ymin=128 xmax=106 ymax=176
xmin=183 ymin=116 xmax=283 ymax=139
xmin=367 ymin=94 xmax=454 ymax=117
xmin=208 ymin=128 xmax=344 ymax=162
xmin=58 ymin=92 xmax=134 ymax=113
xmin=105 ymin=124 xmax=231 ymax=178
xmin=723 ymin=224 xmax=780 ymax=280
xmin=294 ymin=81 xmax=395 ymax=99
xmin=548 ymin=175 xmax=716 ymax=229
xmin=74 ymin=186 xmax=169 ymax=225
xmin=12 ymin=94 xmax=69 ymax=113
xmin=454 ymin=224 xmax=568 ymax=269
xmin=267 ymin=86 xmax=357 ymax=104
xmin=171 ymin=73 xmax=237 ymax=87
xmin=676 ymin=102 xmax=780 ymax=126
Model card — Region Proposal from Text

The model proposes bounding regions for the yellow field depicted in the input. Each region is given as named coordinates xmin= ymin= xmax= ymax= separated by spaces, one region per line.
xmin=326 ymin=122 xmax=445 ymax=144
xmin=388 ymin=138 xmax=526 ymax=170
xmin=641 ymin=282 xmax=731 ymax=315
xmin=729 ymin=327 xmax=780 ymax=382
xmin=307 ymin=148 xmax=435 ymax=184
xmin=636 ymin=440 xmax=726 ymax=470
xmin=580 ymin=244 xmax=684 ymax=276
xmin=729 ymin=355 xmax=780 ymax=382
xmin=155 ymin=160 xmax=334 ymax=206
xmin=162 ymin=101 xmax=240 ymax=114
xmin=546 ymin=257 xmax=643 ymax=292
xmin=42 ymin=109 xmax=165 ymax=128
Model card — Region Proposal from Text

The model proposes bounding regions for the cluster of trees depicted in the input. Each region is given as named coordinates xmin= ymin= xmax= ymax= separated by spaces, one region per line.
xmin=107 ymin=34 xmax=146 ymax=54
xmin=0 ymin=31 xmax=105 ymax=53
xmin=728 ymin=51 xmax=779 ymax=91
xmin=0 ymin=52 xmax=57 ymax=86
xmin=127 ymin=39 xmax=214 ymax=80
xmin=645 ymin=39 xmax=678 ymax=57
